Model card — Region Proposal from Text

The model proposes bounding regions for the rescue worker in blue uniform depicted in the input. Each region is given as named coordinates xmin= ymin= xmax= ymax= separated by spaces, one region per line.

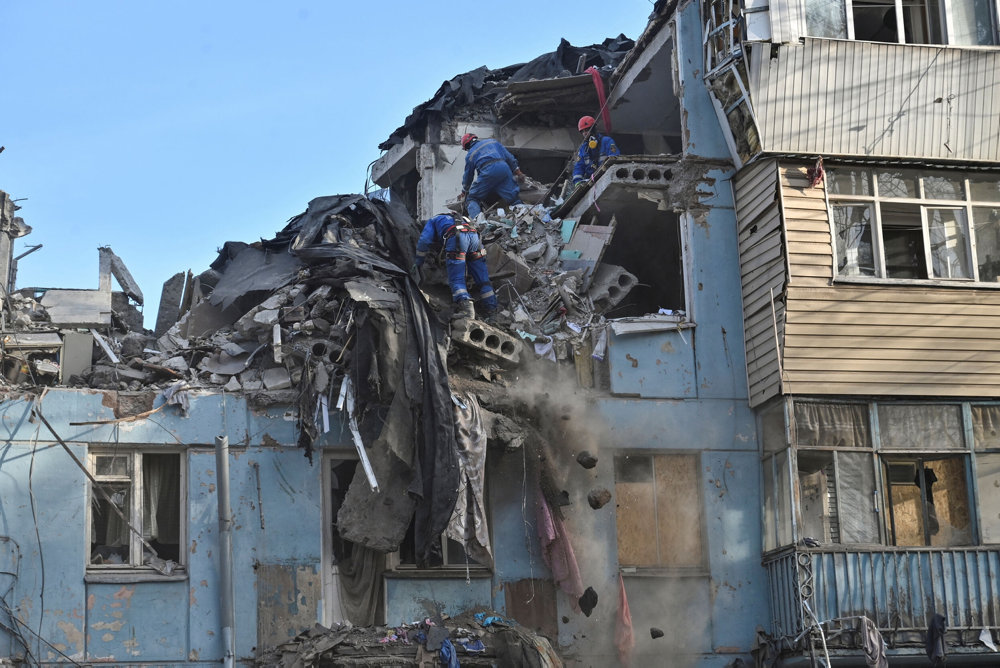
xmin=414 ymin=213 xmax=497 ymax=320
xmin=459 ymin=133 xmax=524 ymax=219
xmin=572 ymin=115 xmax=619 ymax=187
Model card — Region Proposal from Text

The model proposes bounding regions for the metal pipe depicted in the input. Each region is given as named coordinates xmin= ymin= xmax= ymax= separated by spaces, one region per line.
xmin=214 ymin=436 xmax=236 ymax=668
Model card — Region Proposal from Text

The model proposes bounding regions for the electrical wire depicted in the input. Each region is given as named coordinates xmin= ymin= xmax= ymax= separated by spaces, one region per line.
xmin=27 ymin=418 xmax=44 ymax=662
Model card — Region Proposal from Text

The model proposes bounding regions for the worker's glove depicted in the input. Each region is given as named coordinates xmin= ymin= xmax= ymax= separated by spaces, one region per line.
xmin=457 ymin=191 xmax=466 ymax=201
xmin=515 ymin=170 xmax=526 ymax=184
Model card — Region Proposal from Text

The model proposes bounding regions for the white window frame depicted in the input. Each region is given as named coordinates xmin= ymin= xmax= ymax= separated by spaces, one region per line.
xmin=86 ymin=447 xmax=186 ymax=575
xmin=827 ymin=167 xmax=1000 ymax=286
xmin=841 ymin=0 xmax=1000 ymax=45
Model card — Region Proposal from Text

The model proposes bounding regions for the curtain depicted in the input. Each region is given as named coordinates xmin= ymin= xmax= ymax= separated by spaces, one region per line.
xmin=878 ymin=404 xmax=964 ymax=449
xmin=793 ymin=402 xmax=870 ymax=447
xmin=143 ymin=454 xmax=180 ymax=543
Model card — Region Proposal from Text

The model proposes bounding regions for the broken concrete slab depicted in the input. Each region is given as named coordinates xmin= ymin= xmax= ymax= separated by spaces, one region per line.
xmin=451 ymin=319 xmax=522 ymax=363
xmin=262 ymin=367 xmax=292 ymax=390
xmin=101 ymin=246 xmax=144 ymax=304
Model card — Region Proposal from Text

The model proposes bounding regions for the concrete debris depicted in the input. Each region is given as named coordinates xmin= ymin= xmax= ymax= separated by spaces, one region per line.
xmin=576 ymin=451 xmax=598 ymax=469
xmin=587 ymin=488 xmax=611 ymax=509
xmin=650 ymin=627 xmax=665 ymax=639
xmin=256 ymin=609 xmax=563 ymax=667
xmin=578 ymin=587 xmax=599 ymax=617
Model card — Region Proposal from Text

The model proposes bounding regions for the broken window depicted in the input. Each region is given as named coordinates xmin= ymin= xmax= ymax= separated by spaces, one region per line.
xmin=615 ymin=453 xmax=705 ymax=569
xmin=89 ymin=449 xmax=183 ymax=571
xmin=827 ymin=166 xmax=1000 ymax=283
xmin=705 ymin=61 xmax=760 ymax=166
xmin=883 ymin=456 xmax=972 ymax=547
xmin=702 ymin=0 xmax=745 ymax=72
xmin=807 ymin=0 xmax=998 ymax=44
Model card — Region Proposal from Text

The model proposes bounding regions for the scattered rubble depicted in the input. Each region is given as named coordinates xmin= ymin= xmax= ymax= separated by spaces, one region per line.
xmin=587 ymin=488 xmax=611 ymax=509
xmin=578 ymin=587 xmax=599 ymax=617
xmin=650 ymin=627 xmax=665 ymax=640
xmin=257 ymin=610 xmax=563 ymax=668
xmin=576 ymin=451 xmax=598 ymax=469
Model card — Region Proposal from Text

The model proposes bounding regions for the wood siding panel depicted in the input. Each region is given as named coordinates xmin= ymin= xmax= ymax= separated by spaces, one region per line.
xmin=783 ymin=284 xmax=1000 ymax=398
xmin=748 ymin=39 xmax=1000 ymax=161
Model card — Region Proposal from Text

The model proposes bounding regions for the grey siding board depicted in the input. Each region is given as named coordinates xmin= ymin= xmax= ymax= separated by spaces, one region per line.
xmin=748 ymin=39 xmax=1000 ymax=161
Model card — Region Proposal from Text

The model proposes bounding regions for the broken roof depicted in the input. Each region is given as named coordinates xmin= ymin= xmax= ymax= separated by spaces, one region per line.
xmin=378 ymin=35 xmax=635 ymax=150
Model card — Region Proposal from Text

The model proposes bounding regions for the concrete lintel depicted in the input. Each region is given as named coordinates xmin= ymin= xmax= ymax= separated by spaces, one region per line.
xmin=371 ymin=135 xmax=419 ymax=187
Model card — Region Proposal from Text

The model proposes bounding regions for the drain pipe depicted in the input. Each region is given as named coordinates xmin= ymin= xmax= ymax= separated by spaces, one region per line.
xmin=215 ymin=436 xmax=236 ymax=668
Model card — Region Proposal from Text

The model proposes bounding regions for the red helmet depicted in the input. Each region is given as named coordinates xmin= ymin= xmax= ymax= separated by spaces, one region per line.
xmin=461 ymin=133 xmax=478 ymax=150
xmin=577 ymin=116 xmax=596 ymax=133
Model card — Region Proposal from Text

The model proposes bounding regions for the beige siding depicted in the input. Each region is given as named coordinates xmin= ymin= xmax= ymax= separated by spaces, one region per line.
xmin=734 ymin=159 xmax=787 ymax=407
xmin=780 ymin=165 xmax=833 ymax=287
xmin=748 ymin=39 xmax=1000 ymax=161
xmin=783 ymin=286 xmax=1000 ymax=397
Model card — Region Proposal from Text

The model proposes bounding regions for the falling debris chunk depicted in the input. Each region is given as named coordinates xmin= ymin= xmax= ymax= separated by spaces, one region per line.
xmin=587 ymin=488 xmax=611 ymax=509
xmin=579 ymin=587 xmax=599 ymax=617
xmin=650 ymin=627 xmax=664 ymax=639
xmin=576 ymin=451 xmax=598 ymax=469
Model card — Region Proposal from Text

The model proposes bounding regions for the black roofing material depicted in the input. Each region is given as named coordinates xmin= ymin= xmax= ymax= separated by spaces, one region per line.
xmin=378 ymin=36 xmax=634 ymax=150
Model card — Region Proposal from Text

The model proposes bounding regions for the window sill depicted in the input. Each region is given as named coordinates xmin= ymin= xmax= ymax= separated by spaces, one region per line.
xmin=834 ymin=276 xmax=1000 ymax=289
xmin=619 ymin=566 xmax=708 ymax=578
xmin=85 ymin=569 xmax=188 ymax=584
xmin=385 ymin=569 xmax=492 ymax=580
xmin=609 ymin=315 xmax=693 ymax=336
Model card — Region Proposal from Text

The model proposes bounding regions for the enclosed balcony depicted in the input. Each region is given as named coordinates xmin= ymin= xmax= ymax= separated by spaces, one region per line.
xmin=759 ymin=397 xmax=1000 ymax=664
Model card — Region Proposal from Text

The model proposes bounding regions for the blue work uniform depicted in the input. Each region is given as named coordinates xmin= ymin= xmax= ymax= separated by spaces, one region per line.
xmin=462 ymin=138 xmax=522 ymax=218
xmin=572 ymin=134 xmax=619 ymax=185
xmin=414 ymin=215 xmax=497 ymax=311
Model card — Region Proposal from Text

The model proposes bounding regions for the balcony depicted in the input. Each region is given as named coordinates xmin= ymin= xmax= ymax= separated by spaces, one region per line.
xmin=764 ymin=546 xmax=1000 ymax=663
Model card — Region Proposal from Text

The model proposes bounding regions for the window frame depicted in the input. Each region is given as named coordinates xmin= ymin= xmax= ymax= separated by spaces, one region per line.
xmin=614 ymin=451 xmax=708 ymax=575
xmin=761 ymin=398 xmax=1000 ymax=553
xmin=86 ymin=447 xmax=186 ymax=577
xmin=826 ymin=166 xmax=1000 ymax=286
xmin=829 ymin=0 xmax=1000 ymax=45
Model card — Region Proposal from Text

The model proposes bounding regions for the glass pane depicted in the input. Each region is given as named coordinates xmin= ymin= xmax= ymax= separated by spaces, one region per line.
xmin=853 ymin=1 xmax=901 ymax=43
xmin=142 ymin=453 xmax=181 ymax=563
xmin=827 ymin=168 xmax=872 ymax=196
xmin=776 ymin=449 xmax=793 ymax=547
xmin=969 ymin=175 xmax=1000 ymax=203
xmin=876 ymin=169 xmax=920 ymax=198
xmin=976 ymin=454 xmax=1000 ymax=543
xmin=797 ymin=451 xmax=837 ymax=543
xmin=793 ymin=401 xmax=872 ymax=447
xmin=927 ymin=208 xmax=971 ymax=279
xmin=902 ymin=0 xmax=944 ymax=44
xmin=91 ymin=483 xmax=131 ymax=565
xmin=837 ymin=452 xmax=880 ymax=543
xmin=949 ymin=0 xmax=998 ymax=46
xmin=833 ymin=205 xmax=877 ymax=277
xmin=973 ymin=207 xmax=1000 ymax=282
xmin=880 ymin=202 xmax=927 ymax=279
xmin=877 ymin=404 xmax=964 ymax=449
xmin=761 ymin=401 xmax=786 ymax=454
xmin=95 ymin=455 xmax=129 ymax=477
xmin=923 ymin=175 xmax=965 ymax=201
xmin=973 ymin=406 xmax=1000 ymax=450
xmin=805 ymin=0 xmax=848 ymax=37
xmin=615 ymin=455 xmax=658 ymax=567
xmin=654 ymin=455 xmax=703 ymax=567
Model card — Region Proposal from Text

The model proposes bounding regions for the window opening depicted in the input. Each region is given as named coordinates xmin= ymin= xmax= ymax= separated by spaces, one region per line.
xmin=883 ymin=456 xmax=972 ymax=547
xmin=89 ymin=450 xmax=182 ymax=570
xmin=807 ymin=0 xmax=997 ymax=44
xmin=827 ymin=166 xmax=1000 ymax=284
xmin=615 ymin=453 xmax=704 ymax=568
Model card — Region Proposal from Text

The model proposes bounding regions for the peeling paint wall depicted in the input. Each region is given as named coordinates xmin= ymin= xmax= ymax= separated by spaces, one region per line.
xmin=0 ymin=389 xmax=336 ymax=664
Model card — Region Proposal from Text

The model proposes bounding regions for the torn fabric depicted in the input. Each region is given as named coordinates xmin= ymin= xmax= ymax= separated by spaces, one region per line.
xmin=446 ymin=392 xmax=493 ymax=568
xmin=615 ymin=574 xmax=635 ymax=667
xmin=207 ymin=246 xmax=303 ymax=310
xmin=535 ymin=483 xmax=584 ymax=610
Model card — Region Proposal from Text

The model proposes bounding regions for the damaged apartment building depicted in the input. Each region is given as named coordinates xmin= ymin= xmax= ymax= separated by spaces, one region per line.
xmin=0 ymin=1 xmax=998 ymax=667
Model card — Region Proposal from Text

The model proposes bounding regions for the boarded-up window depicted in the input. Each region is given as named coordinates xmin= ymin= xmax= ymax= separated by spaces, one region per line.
xmin=615 ymin=454 xmax=704 ymax=568
xmin=884 ymin=456 xmax=972 ymax=547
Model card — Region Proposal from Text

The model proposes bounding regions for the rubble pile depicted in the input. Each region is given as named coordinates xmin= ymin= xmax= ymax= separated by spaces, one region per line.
xmin=257 ymin=610 xmax=562 ymax=668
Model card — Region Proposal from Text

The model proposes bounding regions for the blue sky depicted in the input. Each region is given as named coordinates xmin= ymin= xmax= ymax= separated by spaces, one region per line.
xmin=1 ymin=1 xmax=654 ymax=328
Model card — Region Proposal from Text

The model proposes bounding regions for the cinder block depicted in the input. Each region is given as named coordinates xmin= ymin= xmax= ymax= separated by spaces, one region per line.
xmin=588 ymin=264 xmax=638 ymax=312
xmin=451 ymin=319 xmax=521 ymax=364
